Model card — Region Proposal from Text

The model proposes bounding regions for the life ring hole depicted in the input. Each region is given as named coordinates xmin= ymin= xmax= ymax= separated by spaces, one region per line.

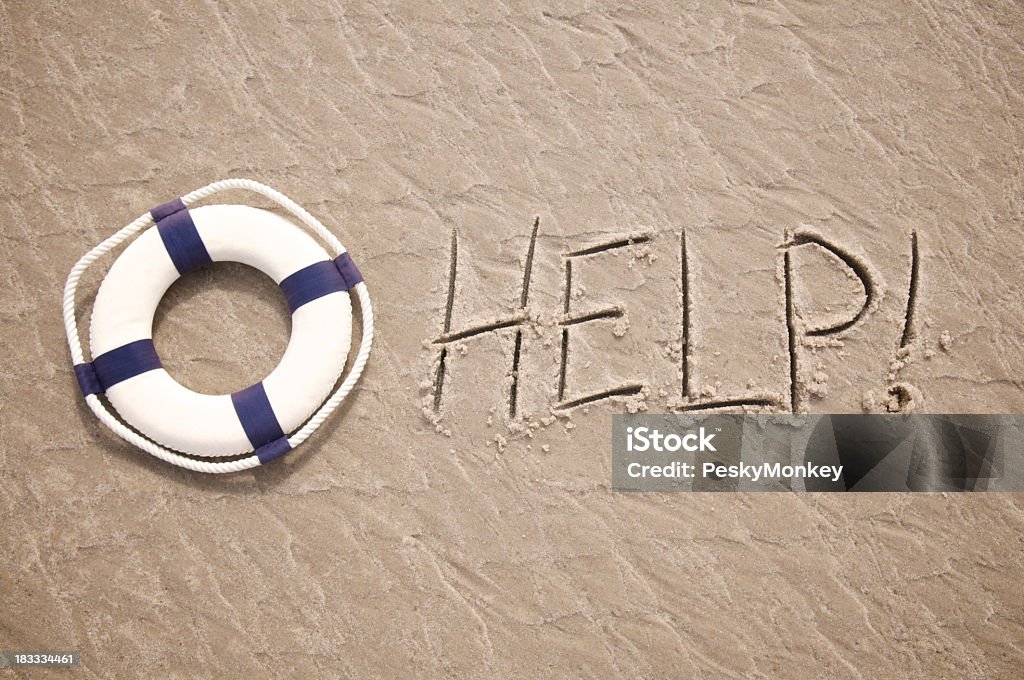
xmin=153 ymin=262 xmax=291 ymax=395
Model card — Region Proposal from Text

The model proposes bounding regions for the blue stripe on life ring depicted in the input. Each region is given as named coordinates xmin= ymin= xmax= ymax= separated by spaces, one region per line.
xmin=278 ymin=253 xmax=364 ymax=313
xmin=279 ymin=260 xmax=347 ymax=313
xmin=231 ymin=382 xmax=289 ymax=460
xmin=334 ymin=252 xmax=363 ymax=289
xmin=255 ymin=437 xmax=291 ymax=464
xmin=74 ymin=362 xmax=103 ymax=396
xmin=85 ymin=338 xmax=163 ymax=394
xmin=152 ymin=198 xmax=212 ymax=275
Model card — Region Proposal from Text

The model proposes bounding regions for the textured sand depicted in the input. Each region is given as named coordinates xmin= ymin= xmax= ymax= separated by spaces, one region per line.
xmin=2 ymin=1 xmax=1024 ymax=678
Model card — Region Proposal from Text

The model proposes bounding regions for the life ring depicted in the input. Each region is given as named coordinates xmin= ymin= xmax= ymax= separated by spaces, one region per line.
xmin=63 ymin=179 xmax=374 ymax=473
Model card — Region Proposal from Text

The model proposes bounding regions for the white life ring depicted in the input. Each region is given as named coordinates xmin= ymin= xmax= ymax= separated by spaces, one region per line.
xmin=63 ymin=179 xmax=374 ymax=473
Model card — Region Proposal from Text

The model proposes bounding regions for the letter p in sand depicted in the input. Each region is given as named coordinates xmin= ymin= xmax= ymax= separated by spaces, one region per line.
xmin=783 ymin=228 xmax=881 ymax=412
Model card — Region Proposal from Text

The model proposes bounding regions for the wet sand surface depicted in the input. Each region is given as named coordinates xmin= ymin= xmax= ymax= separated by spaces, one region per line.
xmin=2 ymin=1 xmax=1023 ymax=677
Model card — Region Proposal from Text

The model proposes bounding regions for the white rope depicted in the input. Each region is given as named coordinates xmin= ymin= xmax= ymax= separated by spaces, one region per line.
xmin=63 ymin=179 xmax=374 ymax=473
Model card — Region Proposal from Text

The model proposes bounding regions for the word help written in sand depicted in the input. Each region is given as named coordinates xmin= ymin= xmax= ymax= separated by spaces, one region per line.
xmin=427 ymin=221 xmax=921 ymax=420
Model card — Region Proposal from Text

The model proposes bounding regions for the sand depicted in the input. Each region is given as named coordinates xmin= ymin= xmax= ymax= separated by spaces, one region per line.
xmin=2 ymin=1 xmax=1023 ymax=677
